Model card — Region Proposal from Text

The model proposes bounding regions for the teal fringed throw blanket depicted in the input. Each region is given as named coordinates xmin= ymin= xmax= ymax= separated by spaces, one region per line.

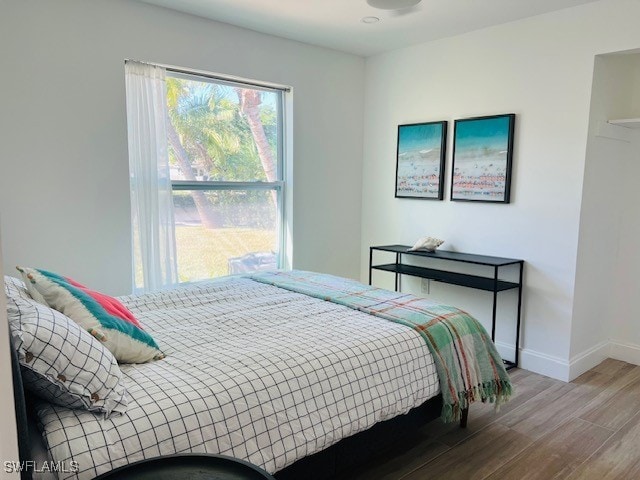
xmin=249 ymin=270 xmax=512 ymax=422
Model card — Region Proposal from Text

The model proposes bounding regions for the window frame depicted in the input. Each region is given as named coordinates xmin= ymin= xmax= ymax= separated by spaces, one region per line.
xmin=166 ymin=69 xmax=287 ymax=273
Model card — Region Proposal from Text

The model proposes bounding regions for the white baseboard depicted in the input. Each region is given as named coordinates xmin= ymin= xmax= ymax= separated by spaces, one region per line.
xmin=494 ymin=341 xmax=515 ymax=362
xmin=519 ymin=348 xmax=570 ymax=381
xmin=510 ymin=341 xmax=640 ymax=383
xmin=568 ymin=341 xmax=610 ymax=380
xmin=609 ymin=341 xmax=640 ymax=365
xmin=494 ymin=341 xmax=570 ymax=381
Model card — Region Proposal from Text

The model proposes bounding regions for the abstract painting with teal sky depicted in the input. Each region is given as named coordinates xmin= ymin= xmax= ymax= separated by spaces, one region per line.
xmin=452 ymin=115 xmax=514 ymax=202
xmin=396 ymin=122 xmax=445 ymax=199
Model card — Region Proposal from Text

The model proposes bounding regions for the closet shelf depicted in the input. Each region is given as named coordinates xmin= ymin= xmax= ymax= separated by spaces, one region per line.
xmin=608 ymin=118 xmax=640 ymax=129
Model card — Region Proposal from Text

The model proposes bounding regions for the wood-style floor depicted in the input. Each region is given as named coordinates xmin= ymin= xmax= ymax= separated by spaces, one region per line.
xmin=351 ymin=359 xmax=640 ymax=480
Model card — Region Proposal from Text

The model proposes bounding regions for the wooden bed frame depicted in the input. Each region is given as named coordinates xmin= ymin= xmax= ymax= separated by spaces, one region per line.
xmin=9 ymin=335 xmax=465 ymax=480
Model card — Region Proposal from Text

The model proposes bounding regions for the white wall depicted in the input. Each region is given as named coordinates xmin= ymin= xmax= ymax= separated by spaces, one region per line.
xmin=610 ymin=129 xmax=640 ymax=363
xmin=0 ymin=222 xmax=20 ymax=477
xmin=606 ymin=56 xmax=640 ymax=364
xmin=362 ymin=0 xmax=640 ymax=380
xmin=0 ymin=0 xmax=365 ymax=295
xmin=571 ymin=53 xmax=640 ymax=377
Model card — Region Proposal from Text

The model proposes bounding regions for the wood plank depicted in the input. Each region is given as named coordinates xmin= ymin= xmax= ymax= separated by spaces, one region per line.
xmin=345 ymin=434 xmax=449 ymax=480
xmin=572 ymin=364 xmax=640 ymax=419
xmin=590 ymin=358 xmax=634 ymax=377
xmin=497 ymin=381 xmax=575 ymax=437
xmin=427 ymin=369 xmax=557 ymax=447
xmin=401 ymin=424 xmax=532 ymax=480
xmin=578 ymin=370 xmax=640 ymax=430
xmin=499 ymin=370 xmax=618 ymax=440
xmin=567 ymin=411 xmax=640 ymax=480
xmin=484 ymin=417 xmax=613 ymax=480
xmin=347 ymin=361 xmax=640 ymax=480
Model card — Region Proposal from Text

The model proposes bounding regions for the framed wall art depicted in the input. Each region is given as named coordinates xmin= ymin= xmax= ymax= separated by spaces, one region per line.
xmin=395 ymin=121 xmax=447 ymax=200
xmin=450 ymin=114 xmax=515 ymax=203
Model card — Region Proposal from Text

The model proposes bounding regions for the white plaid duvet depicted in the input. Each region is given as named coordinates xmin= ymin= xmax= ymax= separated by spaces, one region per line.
xmin=36 ymin=277 xmax=439 ymax=479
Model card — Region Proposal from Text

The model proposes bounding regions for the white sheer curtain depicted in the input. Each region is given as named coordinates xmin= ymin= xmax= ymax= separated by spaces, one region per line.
xmin=125 ymin=61 xmax=178 ymax=292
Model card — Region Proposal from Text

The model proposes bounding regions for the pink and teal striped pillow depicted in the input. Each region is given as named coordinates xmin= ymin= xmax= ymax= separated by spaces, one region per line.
xmin=17 ymin=267 xmax=164 ymax=364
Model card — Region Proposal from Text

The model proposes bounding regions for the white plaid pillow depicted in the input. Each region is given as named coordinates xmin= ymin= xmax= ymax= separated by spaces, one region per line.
xmin=4 ymin=277 xmax=128 ymax=416
xmin=4 ymin=275 xmax=32 ymax=300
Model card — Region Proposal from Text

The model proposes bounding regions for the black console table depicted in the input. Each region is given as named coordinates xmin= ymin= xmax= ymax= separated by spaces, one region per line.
xmin=369 ymin=245 xmax=524 ymax=368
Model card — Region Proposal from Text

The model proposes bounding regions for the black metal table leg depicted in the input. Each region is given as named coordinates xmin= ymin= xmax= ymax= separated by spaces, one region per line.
xmin=460 ymin=408 xmax=469 ymax=428
xmin=395 ymin=252 xmax=400 ymax=292
xmin=491 ymin=266 xmax=498 ymax=341
xmin=515 ymin=262 xmax=524 ymax=368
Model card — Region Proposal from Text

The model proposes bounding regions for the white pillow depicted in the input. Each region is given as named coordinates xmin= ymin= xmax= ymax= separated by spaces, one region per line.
xmin=4 ymin=278 xmax=128 ymax=416
xmin=4 ymin=275 xmax=32 ymax=300
xmin=17 ymin=267 xmax=164 ymax=364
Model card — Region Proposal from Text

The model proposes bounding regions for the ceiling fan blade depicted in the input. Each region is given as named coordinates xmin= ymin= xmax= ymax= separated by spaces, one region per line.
xmin=367 ymin=0 xmax=422 ymax=9
xmin=389 ymin=4 xmax=422 ymax=16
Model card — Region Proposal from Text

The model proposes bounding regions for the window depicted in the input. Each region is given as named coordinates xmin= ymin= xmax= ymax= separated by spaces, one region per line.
xmin=131 ymin=67 xmax=286 ymax=288
xmin=166 ymin=71 xmax=285 ymax=284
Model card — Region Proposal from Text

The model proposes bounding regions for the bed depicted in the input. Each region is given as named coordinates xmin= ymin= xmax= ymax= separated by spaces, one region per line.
xmin=5 ymin=270 xmax=510 ymax=480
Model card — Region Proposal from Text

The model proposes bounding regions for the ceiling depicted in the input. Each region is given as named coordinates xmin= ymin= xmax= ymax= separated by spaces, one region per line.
xmin=138 ymin=0 xmax=602 ymax=56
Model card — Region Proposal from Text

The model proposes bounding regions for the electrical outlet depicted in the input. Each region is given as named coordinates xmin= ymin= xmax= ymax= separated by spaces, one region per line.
xmin=421 ymin=278 xmax=430 ymax=294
